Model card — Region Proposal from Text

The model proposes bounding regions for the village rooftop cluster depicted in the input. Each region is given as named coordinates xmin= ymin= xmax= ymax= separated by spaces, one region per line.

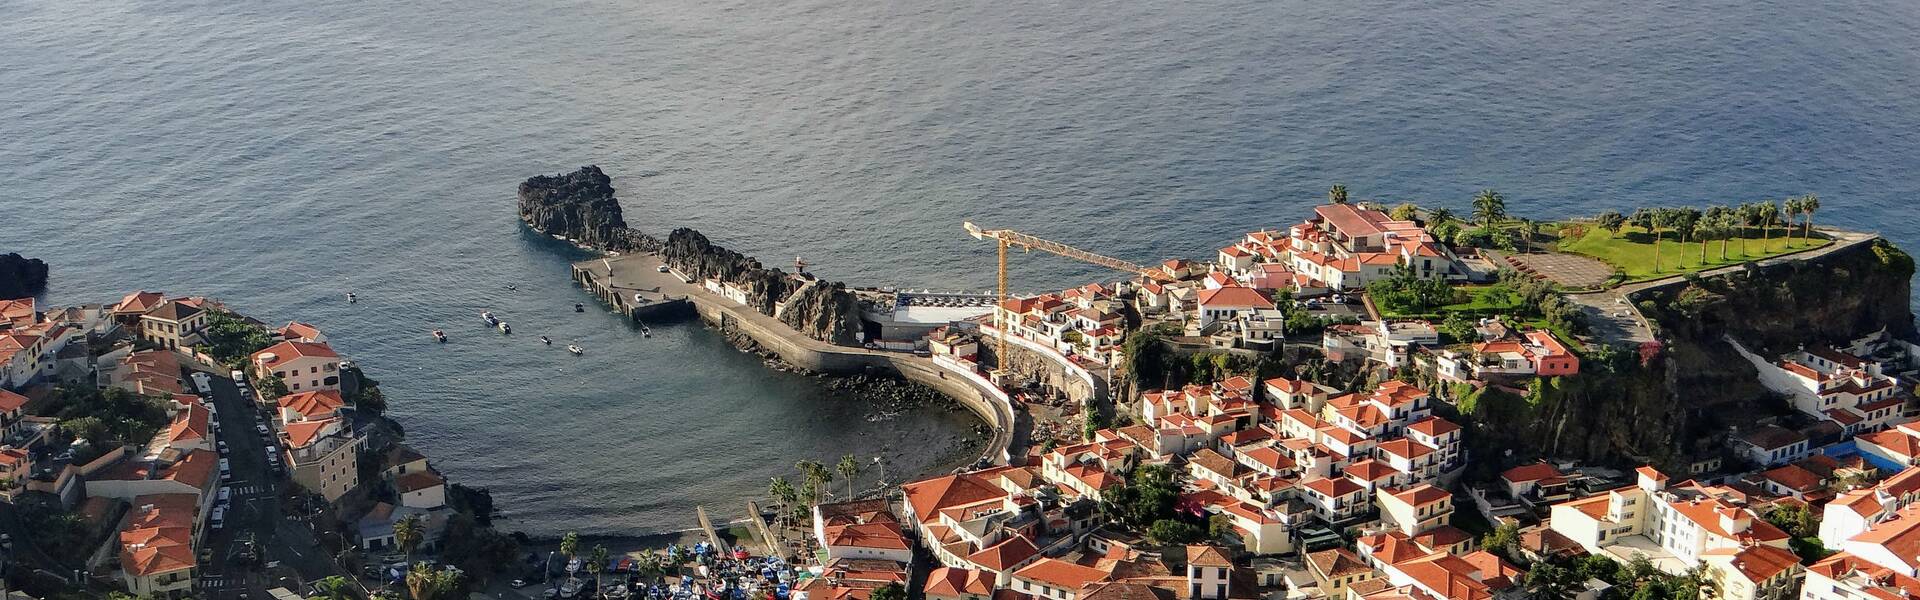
xmin=0 ymin=292 xmax=467 ymax=599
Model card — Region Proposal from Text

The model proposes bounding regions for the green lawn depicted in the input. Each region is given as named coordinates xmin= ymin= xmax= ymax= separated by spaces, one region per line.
xmin=1557 ymin=224 xmax=1829 ymax=281
xmin=1440 ymin=285 xmax=1516 ymax=313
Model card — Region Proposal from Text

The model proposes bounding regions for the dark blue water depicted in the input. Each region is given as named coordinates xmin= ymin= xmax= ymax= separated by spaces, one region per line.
xmin=5 ymin=0 xmax=1919 ymax=535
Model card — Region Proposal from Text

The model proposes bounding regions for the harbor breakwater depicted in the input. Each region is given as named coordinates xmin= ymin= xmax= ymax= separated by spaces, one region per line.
xmin=525 ymin=166 xmax=1024 ymax=465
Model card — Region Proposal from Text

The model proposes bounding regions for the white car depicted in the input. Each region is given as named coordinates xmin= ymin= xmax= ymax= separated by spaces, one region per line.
xmin=217 ymin=488 xmax=231 ymax=503
xmin=210 ymin=506 xmax=226 ymax=529
xmin=230 ymin=369 xmax=247 ymax=382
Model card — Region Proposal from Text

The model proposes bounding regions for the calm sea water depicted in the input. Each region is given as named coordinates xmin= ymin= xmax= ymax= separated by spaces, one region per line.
xmin=5 ymin=0 xmax=1919 ymax=535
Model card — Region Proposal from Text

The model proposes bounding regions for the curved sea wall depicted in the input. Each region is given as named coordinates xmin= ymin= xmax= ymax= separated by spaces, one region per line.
xmin=530 ymin=166 xmax=1020 ymax=464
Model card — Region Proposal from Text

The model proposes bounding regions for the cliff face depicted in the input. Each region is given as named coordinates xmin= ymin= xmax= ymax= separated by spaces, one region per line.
xmin=1452 ymin=238 xmax=1918 ymax=473
xmin=517 ymin=166 xmax=656 ymax=251
xmin=777 ymin=281 xmax=864 ymax=346
xmin=0 ymin=253 xmax=49 ymax=298
xmin=660 ymin=228 xmax=797 ymax=315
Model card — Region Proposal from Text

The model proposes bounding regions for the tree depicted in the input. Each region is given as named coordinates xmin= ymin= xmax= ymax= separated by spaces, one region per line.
xmin=1597 ymin=210 xmax=1626 ymax=233
xmin=1367 ymin=266 xmax=1455 ymax=314
xmin=559 ymin=531 xmax=581 ymax=568
xmin=1517 ymin=219 xmax=1541 ymax=254
xmin=1328 ymin=184 xmax=1349 ymax=205
xmin=308 ymin=575 xmax=353 ymax=600
xmin=1481 ymin=522 xmax=1522 ymax=563
xmin=1799 ymin=193 xmax=1821 ymax=244
xmin=1525 ymin=562 xmax=1575 ymax=600
xmin=1471 ymin=189 xmax=1507 ymax=227
xmin=869 ymin=583 xmax=908 ymax=600
xmin=395 ymin=514 xmax=425 ymax=559
xmin=1441 ymin=312 xmax=1477 ymax=343
xmin=1390 ymin=203 xmax=1421 ymax=221
xmin=797 ymin=460 xmax=832 ymax=502
xmin=1428 ymin=207 xmax=1456 ymax=226
xmin=767 ymin=476 xmax=797 ymax=526
xmin=406 ymin=562 xmax=465 ymax=600
xmin=1668 ymin=208 xmax=1701 ymax=267
xmin=1757 ymin=199 xmax=1781 ymax=252
xmin=1146 ymin=519 xmax=1205 ymax=544
xmin=836 ymin=454 xmax=860 ymax=499
xmin=588 ymin=545 xmax=609 ymax=599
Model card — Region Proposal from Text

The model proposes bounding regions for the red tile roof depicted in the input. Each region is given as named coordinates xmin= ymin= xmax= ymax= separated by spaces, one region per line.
xmin=1195 ymin=286 xmax=1275 ymax=309
xmin=1011 ymin=558 xmax=1108 ymax=590
xmin=252 ymin=340 xmax=339 ymax=369
xmin=0 ymin=389 xmax=26 ymax=412
xmin=277 ymin=390 xmax=346 ymax=419
xmin=969 ymin=535 xmax=1039 ymax=571
xmin=825 ymin=522 xmax=910 ymax=551
xmin=1500 ymin=463 xmax=1563 ymax=484
xmin=283 ymin=417 xmax=342 ymax=448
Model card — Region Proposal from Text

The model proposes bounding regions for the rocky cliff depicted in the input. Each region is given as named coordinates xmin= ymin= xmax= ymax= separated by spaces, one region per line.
xmin=517 ymin=166 xmax=656 ymax=251
xmin=517 ymin=167 xmax=864 ymax=345
xmin=777 ymin=280 xmax=863 ymax=346
xmin=1447 ymin=238 xmax=1918 ymax=475
xmin=660 ymin=228 xmax=798 ymax=315
xmin=0 ymin=253 xmax=49 ymax=298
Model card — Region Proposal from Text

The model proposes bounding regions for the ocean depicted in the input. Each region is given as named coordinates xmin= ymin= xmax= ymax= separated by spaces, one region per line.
xmin=4 ymin=0 xmax=1919 ymax=536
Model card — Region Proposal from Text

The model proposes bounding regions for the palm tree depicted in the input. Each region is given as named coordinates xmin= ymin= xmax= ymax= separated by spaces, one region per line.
xmin=394 ymin=514 xmax=424 ymax=560
xmin=1782 ymin=196 xmax=1805 ymax=248
xmin=1471 ymin=189 xmax=1507 ymax=227
xmin=1328 ymin=184 xmax=1349 ymax=205
xmin=1736 ymin=202 xmax=1760 ymax=257
xmin=1649 ymin=208 xmax=1677 ymax=273
xmin=407 ymin=562 xmax=463 ymax=600
xmin=1758 ymin=199 xmax=1781 ymax=253
xmin=1427 ymin=207 xmax=1455 ymax=226
xmin=768 ymin=476 xmax=798 ymax=525
xmin=797 ymin=460 xmax=831 ymax=502
xmin=560 ymin=531 xmax=581 ymax=576
xmin=588 ymin=545 xmax=610 ymax=598
xmin=836 ymin=454 xmax=861 ymax=499
xmin=310 ymin=575 xmax=352 ymax=600
xmin=1800 ymin=194 xmax=1821 ymax=244
xmin=1670 ymin=208 xmax=1701 ymax=267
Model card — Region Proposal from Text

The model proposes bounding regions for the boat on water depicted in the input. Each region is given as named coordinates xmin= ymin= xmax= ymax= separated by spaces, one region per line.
xmin=574 ymin=302 xmax=585 ymax=312
xmin=346 ymin=292 xmax=357 ymax=303
xmin=432 ymin=330 xmax=446 ymax=343
xmin=641 ymin=324 xmax=652 ymax=338
xmin=567 ymin=344 xmax=584 ymax=355
xmin=539 ymin=335 xmax=551 ymax=345
xmin=481 ymin=311 xmax=498 ymax=325
xmin=497 ymin=321 xmax=511 ymax=334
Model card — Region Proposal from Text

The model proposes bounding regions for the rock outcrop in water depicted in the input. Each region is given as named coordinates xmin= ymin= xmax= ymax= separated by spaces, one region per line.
xmin=0 ymin=254 xmax=49 ymax=298
xmin=517 ymin=166 xmax=656 ymax=251
xmin=518 ymin=167 xmax=864 ymax=345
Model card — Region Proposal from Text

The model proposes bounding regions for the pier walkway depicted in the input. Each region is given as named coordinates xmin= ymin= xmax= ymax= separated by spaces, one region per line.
xmin=573 ymin=253 xmax=1022 ymax=465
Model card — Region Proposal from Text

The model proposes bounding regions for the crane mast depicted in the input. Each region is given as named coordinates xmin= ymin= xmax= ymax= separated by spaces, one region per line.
xmin=963 ymin=222 xmax=1166 ymax=384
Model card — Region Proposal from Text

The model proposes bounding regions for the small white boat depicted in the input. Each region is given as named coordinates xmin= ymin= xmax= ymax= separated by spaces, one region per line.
xmin=497 ymin=321 xmax=511 ymax=334
xmin=567 ymin=344 xmax=584 ymax=355
xmin=540 ymin=335 xmax=551 ymax=345
xmin=432 ymin=330 xmax=446 ymax=343
xmin=481 ymin=311 xmax=498 ymax=325
xmin=346 ymin=292 xmax=357 ymax=303
xmin=641 ymin=324 xmax=652 ymax=338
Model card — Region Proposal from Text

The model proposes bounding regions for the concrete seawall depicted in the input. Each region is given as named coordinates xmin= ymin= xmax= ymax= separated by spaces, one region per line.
xmin=573 ymin=254 xmax=1024 ymax=465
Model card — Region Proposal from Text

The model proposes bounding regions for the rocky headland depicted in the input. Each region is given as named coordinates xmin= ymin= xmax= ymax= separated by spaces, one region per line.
xmin=518 ymin=167 xmax=865 ymax=345
xmin=0 ymin=253 xmax=49 ymax=298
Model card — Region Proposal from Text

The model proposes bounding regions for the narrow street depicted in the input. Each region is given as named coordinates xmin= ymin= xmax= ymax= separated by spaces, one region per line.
xmin=194 ymin=372 xmax=336 ymax=599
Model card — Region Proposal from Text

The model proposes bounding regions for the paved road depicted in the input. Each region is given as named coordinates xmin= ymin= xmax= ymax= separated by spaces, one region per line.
xmin=1565 ymin=229 xmax=1880 ymax=346
xmin=195 ymin=371 xmax=340 ymax=599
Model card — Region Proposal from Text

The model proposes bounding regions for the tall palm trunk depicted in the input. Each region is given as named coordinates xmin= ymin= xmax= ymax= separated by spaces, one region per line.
xmin=1761 ymin=222 xmax=1772 ymax=253
xmin=1804 ymin=216 xmax=1814 ymax=244
xmin=1720 ymin=237 xmax=1729 ymax=261
xmin=1700 ymin=237 xmax=1709 ymax=264
xmin=1652 ymin=229 xmax=1663 ymax=273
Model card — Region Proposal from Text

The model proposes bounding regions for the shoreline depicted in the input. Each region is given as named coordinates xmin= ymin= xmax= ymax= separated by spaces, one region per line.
xmin=566 ymin=249 xmax=1025 ymax=467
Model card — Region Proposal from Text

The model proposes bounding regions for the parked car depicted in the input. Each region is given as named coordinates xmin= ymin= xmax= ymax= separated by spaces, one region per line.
xmin=217 ymin=488 xmax=231 ymax=503
xmin=218 ymin=441 xmax=229 ymax=455
xmin=231 ymin=369 xmax=248 ymax=382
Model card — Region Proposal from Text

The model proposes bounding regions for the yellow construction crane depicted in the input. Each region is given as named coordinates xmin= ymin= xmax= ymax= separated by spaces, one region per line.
xmin=963 ymin=222 xmax=1169 ymax=383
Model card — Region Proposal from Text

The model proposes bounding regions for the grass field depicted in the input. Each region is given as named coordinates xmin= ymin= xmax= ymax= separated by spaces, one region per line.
xmin=1557 ymin=224 xmax=1829 ymax=281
